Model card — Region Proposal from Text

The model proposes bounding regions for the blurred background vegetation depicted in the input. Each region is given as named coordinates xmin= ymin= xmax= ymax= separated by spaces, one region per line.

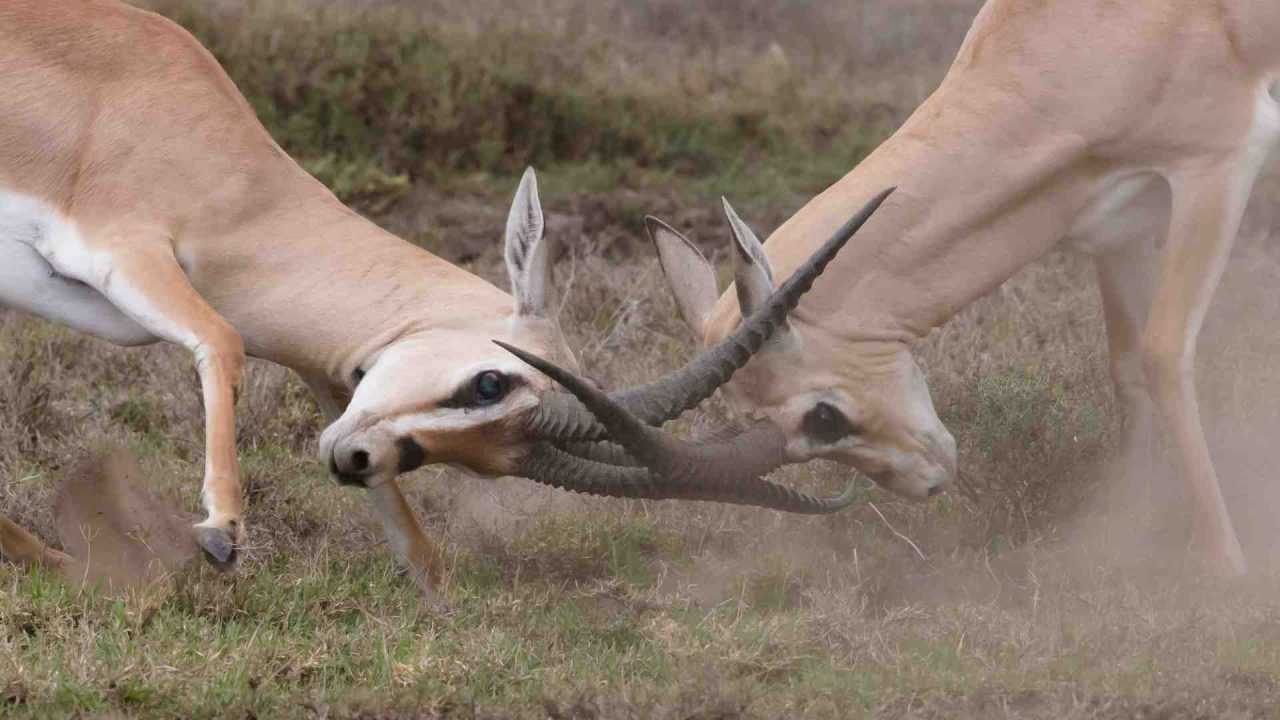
xmin=147 ymin=0 xmax=980 ymax=210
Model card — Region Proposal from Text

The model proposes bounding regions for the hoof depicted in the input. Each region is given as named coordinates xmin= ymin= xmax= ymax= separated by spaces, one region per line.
xmin=194 ymin=525 xmax=239 ymax=571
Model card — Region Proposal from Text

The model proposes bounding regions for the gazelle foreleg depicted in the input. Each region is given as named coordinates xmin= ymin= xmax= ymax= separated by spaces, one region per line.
xmin=1141 ymin=160 xmax=1260 ymax=575
xmin=1093 ymin=198 xmax=1162 ymax=497
xmin=56 ymin=232 xmax=245 ymax=567
xmin=302 ymin=375 xmax=445 ymax=606
xmin=1097 ymin=245 xmax=1158 ymax=487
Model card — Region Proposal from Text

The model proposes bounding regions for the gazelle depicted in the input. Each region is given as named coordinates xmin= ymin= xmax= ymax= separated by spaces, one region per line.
xmin=0 ymin=1 xmax=875 ymax=598
xmin=506 ymin=1 xmax=1280 ymax=575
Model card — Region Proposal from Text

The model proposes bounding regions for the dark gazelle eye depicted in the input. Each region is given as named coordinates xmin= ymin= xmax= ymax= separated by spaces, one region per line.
xmin=353 ymin=367 xmax=366 ymax=385
xmin=474 ymin=370 xmax=508 ymax=405
xmin=802 ymin=401 xmax=859 ymax=445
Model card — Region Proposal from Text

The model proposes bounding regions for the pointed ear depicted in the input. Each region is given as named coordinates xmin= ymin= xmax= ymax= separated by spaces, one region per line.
xmin=505 ymin=167 xmax=550 ymax=317
xmin=646 ymin=216 xmax=719 ymax=337
xmin=722 ymin=198 xmax=780 ymax=320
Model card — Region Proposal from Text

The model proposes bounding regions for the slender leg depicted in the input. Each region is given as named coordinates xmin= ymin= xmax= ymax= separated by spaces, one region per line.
xmin=1141 ymin=161 xmax=1257 ymax=575
xmin=65 ymin=235 xmax=245 ymax=567
xmin=0 ymin=516 xmax=72 ymax=570
xmin=302 ymin=375 xmax=446 ymax=605
xmin=1096 ymin=231 xmax=1159 ymax=492
xmin=369 ymin=479 xmax=446 ymax=607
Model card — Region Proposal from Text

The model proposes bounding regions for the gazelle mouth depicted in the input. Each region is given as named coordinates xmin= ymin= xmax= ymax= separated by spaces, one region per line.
xmin=496 ymin=189 xmax=896 ymax=514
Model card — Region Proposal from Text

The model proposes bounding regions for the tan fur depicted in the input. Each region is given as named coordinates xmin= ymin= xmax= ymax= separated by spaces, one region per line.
xmin=0 ymin=516 xmax=70 ymax=570
xmin=0 ymin=0 xmax=580 ymax=597
xmin=675 ymin=0 xmax=1280 ymax=574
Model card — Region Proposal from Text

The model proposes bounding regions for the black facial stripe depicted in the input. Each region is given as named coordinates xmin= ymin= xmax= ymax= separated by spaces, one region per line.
xmin=396 ymin=437 xmax=427 ymax=473
xmin=439 ymin=372 xmax=525 ymax=409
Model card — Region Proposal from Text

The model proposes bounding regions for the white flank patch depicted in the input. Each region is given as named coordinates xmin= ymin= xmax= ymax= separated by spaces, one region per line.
xmin=0 ymin=190 xmax=156 ymax=345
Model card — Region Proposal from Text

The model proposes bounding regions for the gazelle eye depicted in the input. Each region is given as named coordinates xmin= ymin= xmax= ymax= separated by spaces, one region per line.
xmin=353 ymin=368 xmax=366 ymax=385
xmin=474 ymin=371 xmax=508 ymax=405
xmin=802 ymin=402 xmax=859 ymax=444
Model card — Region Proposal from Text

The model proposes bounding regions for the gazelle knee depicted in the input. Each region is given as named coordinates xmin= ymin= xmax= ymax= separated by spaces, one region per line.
xmin=1140 ymin=338 xmax=1191 ymax=402
xmin=1109 ymin=351 xmax=1149 ymax=401
xmin=194 ymin=326 xmax=245 ymax=384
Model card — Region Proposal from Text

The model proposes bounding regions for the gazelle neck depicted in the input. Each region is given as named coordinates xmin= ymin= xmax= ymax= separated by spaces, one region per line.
xmin=188 ymin=186 xmax=512 ymax=386
xmin=710 ymin=83 xmax=1092 ymax=347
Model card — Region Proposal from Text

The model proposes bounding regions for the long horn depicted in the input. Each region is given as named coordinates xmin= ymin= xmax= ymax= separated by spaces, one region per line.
xmin=557 ymin=440 xmax=641 ymax=467
xmin=520 ymin=442 xmax=860 ymax=514
xmin=502 ymin=341 xmax=829 ymax=500
xmin=521 ymin=187 xmax=895 ymax=441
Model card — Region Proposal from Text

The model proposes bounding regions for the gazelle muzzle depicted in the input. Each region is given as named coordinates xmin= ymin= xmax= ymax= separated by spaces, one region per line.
xmin=496 ymin=188 xmax=896 ymax=513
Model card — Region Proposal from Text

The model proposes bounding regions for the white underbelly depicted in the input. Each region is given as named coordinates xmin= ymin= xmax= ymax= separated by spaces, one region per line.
xmin=0 ymin=191 xmax=156 ymax=346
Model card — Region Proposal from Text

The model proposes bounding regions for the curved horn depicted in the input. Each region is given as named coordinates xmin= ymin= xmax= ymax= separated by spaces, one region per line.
xmin=557 ymin=439 xmax=641 ymax=467
xmin=520 ymin=442 xmax=860 ymax=514
xmin=500 ymin=342 xmax=861 ymax=513
xmin=521 ymin=187 xmax=895 ymax=441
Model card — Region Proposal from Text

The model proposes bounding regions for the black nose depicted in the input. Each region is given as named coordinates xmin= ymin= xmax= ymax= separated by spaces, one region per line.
xmin=332 ymin=443 xmax=375 ymax=486
xmin=349 ymin=450 xmax=370 ymax=472
xmin=928 ymin=485 xmax=943 ymax=497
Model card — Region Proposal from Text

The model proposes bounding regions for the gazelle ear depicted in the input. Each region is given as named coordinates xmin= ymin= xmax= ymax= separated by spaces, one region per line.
xmin=505 ymin=167 xmax=550 ymax=317
xmin=722 ymin=198 xmax=780 ymax=321
xmin=647 ymin=216 xmax=719 ymax=338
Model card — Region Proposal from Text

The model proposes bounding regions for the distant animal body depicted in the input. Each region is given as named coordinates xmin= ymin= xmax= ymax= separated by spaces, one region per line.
xmin=0 ymin=1 xmax=872 ymax=601
xmin=633 ymin=0 xmax=1278 ymax=574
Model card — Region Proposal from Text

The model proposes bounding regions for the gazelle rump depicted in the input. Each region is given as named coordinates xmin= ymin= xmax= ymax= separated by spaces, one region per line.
xmin=652 ymin=0 xmax=1280 ymax=574
xmin=0 ymin=0 xmax=863 ymax=598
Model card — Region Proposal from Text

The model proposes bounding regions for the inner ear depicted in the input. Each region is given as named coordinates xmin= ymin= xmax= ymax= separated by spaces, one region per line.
xmin=504 ymin=167 xmax=551 ymax=318
xmin=723 ymin=198 xmax=786 ymax=327
xmin=647 ymin=216 xmax=719 ymax=337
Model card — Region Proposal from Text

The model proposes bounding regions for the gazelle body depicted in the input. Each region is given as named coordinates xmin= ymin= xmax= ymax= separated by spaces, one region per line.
xmin=653 ymin=0 xmax=1280 ymax=574
xmin=0 ymin=0 xmax=587 ymax=597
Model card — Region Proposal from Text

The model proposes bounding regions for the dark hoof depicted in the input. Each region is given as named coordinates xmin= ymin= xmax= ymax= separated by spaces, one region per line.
xmin=194 ymin=526 xmax=238 ymax=570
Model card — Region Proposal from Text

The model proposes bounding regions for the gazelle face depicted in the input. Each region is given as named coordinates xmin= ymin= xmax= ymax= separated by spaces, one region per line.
xmin=319 ymin=169 xmax=578 ymax=487
xmin=713 ymin=327 xmax=956 ymax=498
xmin=651 ymin=204 xmax=956 ymax=499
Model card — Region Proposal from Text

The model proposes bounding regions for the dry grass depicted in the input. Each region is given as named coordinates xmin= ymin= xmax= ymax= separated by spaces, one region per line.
xmin=4 ymin=1 xmax=1280 ymax=718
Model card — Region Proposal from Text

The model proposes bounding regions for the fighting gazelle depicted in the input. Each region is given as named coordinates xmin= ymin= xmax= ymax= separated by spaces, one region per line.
xmin=0 ymin=0 xmax=882 ymax=598
xmin=504 ymin=1 xmax=1280 ymax=575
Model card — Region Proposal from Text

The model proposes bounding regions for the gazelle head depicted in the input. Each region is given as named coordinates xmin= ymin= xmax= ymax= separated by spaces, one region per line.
xmin=649 ymin=199 xmax=957 ymax=500
xmin=318 ymin=168 xmax=579 ymax=487
xmin=318 ymin=171 xmax=888 ymax=514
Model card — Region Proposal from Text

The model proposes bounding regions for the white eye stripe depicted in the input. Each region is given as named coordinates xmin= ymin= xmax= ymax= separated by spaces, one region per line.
xmin=385 ymin=392 xmax=537 ymax=436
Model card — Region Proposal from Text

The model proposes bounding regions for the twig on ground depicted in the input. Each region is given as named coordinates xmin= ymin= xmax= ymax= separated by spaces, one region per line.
xmin=868 ymin=502 xmax=927 ymax=562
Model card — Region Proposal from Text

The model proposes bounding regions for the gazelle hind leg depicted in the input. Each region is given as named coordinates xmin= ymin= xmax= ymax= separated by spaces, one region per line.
xmin=51 ymin=231 xmax=246 ymax=567
xmin=1141 ymin=161 xmax=1259 ymax=575
xmin=0 ymin=516 xmax=71 ymax=570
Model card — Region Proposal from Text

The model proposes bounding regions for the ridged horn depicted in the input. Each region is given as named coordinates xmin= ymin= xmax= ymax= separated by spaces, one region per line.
xmin=520 ymin=187 xmax=895 ymax=442
xmin=519 ymin=442 xmax=860 ymax=514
